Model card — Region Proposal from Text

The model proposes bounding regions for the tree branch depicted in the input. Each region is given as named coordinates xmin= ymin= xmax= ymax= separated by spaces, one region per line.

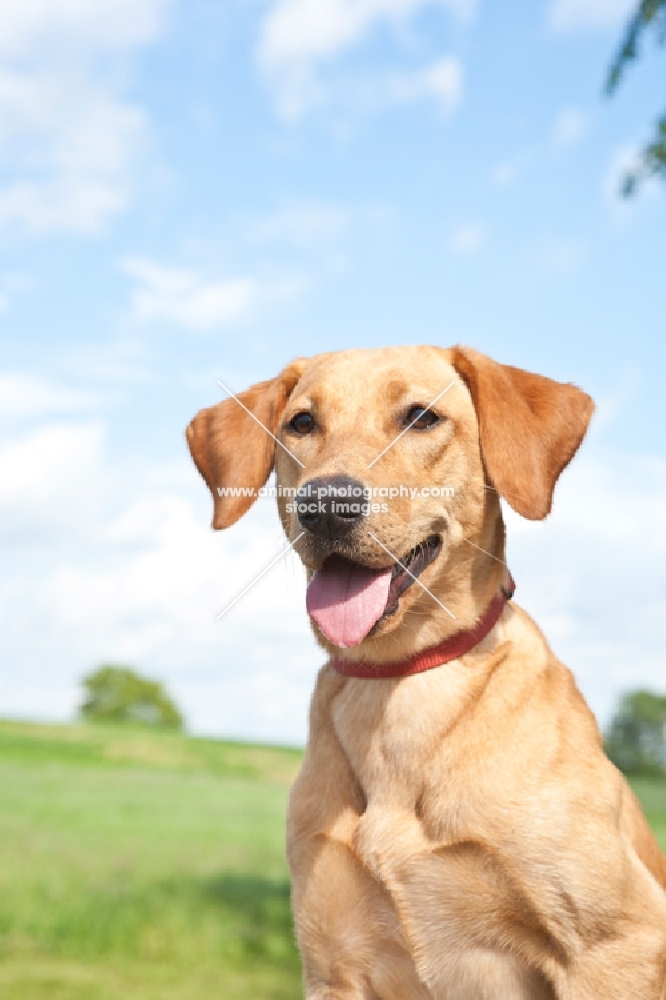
xmin=605 ymin=0 xmax=666 ymax=194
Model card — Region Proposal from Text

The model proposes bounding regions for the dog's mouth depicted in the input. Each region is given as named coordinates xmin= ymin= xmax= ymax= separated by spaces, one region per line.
xmin=306 ymin=535 xmax=442 ymax=649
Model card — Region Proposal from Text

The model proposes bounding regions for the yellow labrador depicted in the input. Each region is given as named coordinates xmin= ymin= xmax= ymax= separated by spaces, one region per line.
xmin=187 ymin=346 xmax=666 ymax=999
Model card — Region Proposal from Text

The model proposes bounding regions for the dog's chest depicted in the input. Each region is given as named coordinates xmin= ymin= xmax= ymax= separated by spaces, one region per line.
xmin=331 ymin=669 xmax=473 ymax=822
xmin=328 ymin=672 xmax=555 ymax=999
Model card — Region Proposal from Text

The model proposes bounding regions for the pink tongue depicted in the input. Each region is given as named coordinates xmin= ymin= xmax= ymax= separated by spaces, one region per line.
xmin=306 ymin=556 xmax=393 ymax=648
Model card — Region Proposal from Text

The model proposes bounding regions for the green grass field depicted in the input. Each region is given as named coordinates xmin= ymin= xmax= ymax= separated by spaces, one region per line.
xmin=0 ymin=720 xmax=303 ymax=1000
xmin=0 ymin=719 xmax=664 ymax=1000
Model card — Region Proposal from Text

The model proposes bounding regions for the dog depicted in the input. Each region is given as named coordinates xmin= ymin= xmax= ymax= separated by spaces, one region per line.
xmin=187 ymin=345 xmax=666 ymax=999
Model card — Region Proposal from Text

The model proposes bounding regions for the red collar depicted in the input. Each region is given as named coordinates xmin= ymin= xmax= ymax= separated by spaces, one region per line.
xmin=329 ymin=576 xmax=515 ymax=679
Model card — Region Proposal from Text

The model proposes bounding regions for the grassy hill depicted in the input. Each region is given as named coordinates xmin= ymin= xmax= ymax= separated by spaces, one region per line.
xmin=0 ymin=719 xmax=664 ymax=1000
xmin=0 ymin=720 xmax=303 ymax=1000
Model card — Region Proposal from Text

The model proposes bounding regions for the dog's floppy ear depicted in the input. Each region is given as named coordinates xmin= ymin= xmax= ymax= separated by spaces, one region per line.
xmin=186 ymin=359 xmax=306 ymax=529
xmin=451 ymin=345 xmax=594 ymax=520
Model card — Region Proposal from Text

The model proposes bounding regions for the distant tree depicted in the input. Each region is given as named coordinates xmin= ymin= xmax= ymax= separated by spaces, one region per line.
xmin=605 ymin=689 xmax=666 ymax=775
xmin=606 ymin=0 xmax=666 ymax=195
xmin=80 ymin=665 xmax=183 ymax=729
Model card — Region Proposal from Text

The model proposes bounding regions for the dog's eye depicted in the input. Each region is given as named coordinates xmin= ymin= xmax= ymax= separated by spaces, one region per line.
xmin=405 ymin=406 xmax=439 ymax=430
xmin=290 ymin=412 xmax=315 ymax=435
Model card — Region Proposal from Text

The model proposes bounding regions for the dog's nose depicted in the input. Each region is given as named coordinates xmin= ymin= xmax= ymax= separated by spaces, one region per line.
xmin=296 ymin=475 xmax=367 ymax=539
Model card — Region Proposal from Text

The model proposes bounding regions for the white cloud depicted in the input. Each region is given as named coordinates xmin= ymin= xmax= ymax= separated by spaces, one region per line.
xmin=0 ymin=0 xmax=169 ymax=236
xmin=258 ymin=0 xmax=472 ymax=119
xmin=552 ymin=107 xmax=587 ymax=148
xmin=383 ymin=56 xmax=462 ymax=113
xmin=122 ymin=258 xmax=258 ymax=331
xmin=449 ymin=222 xmax=485 ymax=255
xmin=504 ymin=452 xmax=666 ymax=725
xmin=0 ymin=373 xmax=103 ymax=418
xmin=0 ymin=422 xmax=101 ymax=505
xmin=324 ymin=56 xmax=462 ymax=117
xmin=547 ymin=0 xmax=635 ymax=33
xmin=0 ymin=416 xmax=318 ymax=741
xmin=0 ymin=0 xmax=166 ymax=54
xmin=0 ymin=421 xmax=107 ymax=541
xmin=261 ymin=0 xmax=474 ymax=66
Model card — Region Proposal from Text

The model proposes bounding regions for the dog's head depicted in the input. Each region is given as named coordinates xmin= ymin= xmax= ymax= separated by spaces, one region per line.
xmin=187 ymin=346 xmax=593 ymax=661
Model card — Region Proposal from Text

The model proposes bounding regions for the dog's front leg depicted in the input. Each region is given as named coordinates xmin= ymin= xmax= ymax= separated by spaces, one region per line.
xmin=362 ymin=816 xmax=666 ymax=1000
xmin=287 ymin=669 xmax=431 ymax=1000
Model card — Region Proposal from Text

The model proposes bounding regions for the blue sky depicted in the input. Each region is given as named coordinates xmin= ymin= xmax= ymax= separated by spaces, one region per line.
xmin=0 ymin=0 xmax=664 ymax=742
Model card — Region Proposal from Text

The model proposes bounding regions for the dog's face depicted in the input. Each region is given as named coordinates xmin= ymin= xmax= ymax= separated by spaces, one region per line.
xmin=187 ymin=346 xmax=593 ymax=661
xmin=273 ymin=347 xmax=488 ymax=655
